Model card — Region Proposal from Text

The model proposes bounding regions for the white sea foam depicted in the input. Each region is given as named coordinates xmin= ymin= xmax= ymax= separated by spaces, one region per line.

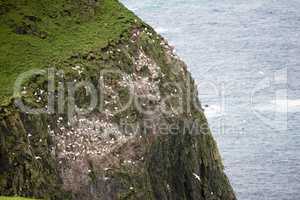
xmin=253 ymin=99 xmax=300 ymax=113
xmin=274 ymin=99 xmax=300 ymax=112
xmin=154 ymin=27 xmax=168 ymax=34
xmin=204 ymin=104 xmax=226 ymax=118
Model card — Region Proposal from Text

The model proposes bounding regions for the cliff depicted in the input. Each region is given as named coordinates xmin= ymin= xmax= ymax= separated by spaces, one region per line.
xmin=0 ymin=0 xmax=236 ymax=199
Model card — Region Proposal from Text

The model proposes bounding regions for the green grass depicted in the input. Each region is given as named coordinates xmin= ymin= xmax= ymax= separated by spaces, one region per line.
xmin=0 ymin=197 xmax=37 ymax=200
xmin=0 ymin=0 xmax=139 ymax=105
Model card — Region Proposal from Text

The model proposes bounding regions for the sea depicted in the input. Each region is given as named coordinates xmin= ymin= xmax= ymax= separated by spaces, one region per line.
xmin=121 ymin=0 xmax=300 ymax=199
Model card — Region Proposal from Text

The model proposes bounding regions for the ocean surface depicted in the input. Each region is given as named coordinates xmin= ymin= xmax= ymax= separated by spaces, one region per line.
xmin=121 ymin=0 xmax=300 ymax=199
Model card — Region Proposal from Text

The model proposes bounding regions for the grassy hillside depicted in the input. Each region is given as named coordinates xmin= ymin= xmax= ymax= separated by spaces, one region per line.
xmin=0 ymin=0 xmax=138 ymax=105
xmin=0 ymin=197 xmax=37 ymax=200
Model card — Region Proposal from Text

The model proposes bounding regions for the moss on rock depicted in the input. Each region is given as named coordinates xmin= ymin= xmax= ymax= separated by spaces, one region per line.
xmin=0 ymin=0 xmax=236 ymax=200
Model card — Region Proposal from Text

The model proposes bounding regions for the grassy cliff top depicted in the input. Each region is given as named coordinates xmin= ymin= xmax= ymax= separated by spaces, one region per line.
xmin=0 ymin=0 xmax=139 ymax=105
xmin=0 ymin=197 xmax=37 ymax=200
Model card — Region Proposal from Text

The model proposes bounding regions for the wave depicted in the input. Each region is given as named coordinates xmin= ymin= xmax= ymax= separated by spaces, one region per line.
xmin=204 ymin=104 xmax=226 ymax=118
xmin=254 ymin=99 xmax=300 ymax=113
xmin=154 ymin=27 xmax=169 ymax=34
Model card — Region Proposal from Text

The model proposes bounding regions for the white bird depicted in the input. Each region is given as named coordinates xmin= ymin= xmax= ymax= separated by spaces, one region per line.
xmin=193 ymin=173 xmax=201 ymax=182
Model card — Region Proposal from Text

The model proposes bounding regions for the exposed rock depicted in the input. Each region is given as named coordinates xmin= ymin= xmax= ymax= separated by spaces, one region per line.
xmin=0 ymin=0 xmax=236 ymax=200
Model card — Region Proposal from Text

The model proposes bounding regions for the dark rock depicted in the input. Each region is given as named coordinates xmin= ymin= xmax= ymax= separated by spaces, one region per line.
xmin=15 ymin=25 xmax=29 ymax=35
xmin=24 ymin=15 xmax=41 ymax=22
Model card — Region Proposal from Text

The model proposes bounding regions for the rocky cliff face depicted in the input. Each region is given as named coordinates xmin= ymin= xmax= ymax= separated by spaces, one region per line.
xmin=0 ymin=0 xmax=236 ymax=199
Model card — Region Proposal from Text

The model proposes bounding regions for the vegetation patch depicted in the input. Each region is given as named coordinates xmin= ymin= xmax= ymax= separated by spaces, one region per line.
xmin=0 ymin=0 xmax=140 ymax=105
xmin=0 ymin=197 xmax=38 ymax=200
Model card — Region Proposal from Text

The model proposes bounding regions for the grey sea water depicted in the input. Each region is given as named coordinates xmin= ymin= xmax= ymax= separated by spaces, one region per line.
xmin=121 ymin=0 xmax=300 ymax=199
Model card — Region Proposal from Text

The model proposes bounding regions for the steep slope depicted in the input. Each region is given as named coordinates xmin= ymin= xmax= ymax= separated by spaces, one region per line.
xmin=0 ymin=0 xmax=236 ymax=199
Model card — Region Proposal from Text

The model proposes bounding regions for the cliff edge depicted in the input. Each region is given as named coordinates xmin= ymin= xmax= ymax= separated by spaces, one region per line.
xmin=0 ymin=0 xmax=236 ymax=199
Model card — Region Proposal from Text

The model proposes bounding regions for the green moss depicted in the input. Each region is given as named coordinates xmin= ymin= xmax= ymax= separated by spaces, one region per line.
xmin=0 ymin=112 xmax=68 ymax=199
xmin=112 ymin=165 xmax=155 ymax=200
xmin=0 ymin=196 xmax=38 ymax=200
xmin=0 ymin=0 xmax=140 ymax=105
